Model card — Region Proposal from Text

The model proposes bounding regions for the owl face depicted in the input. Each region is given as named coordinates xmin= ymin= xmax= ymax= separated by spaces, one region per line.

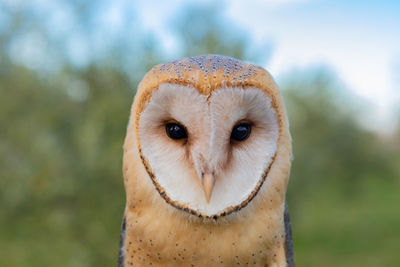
xmin=138 ymin=83 xmax=279 ymax=217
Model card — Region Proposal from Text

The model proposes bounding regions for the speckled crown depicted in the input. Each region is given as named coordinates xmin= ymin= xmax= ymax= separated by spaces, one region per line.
xmin=134 ymin=54 xmax=282 ymax=117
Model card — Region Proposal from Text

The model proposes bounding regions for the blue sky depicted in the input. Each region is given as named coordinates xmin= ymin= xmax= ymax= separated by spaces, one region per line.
xmin=137 ymin=0 xmax=400 ymax=131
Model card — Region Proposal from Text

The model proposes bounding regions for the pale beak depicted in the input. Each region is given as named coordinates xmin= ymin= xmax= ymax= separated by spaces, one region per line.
xmin=202 ymin=173 xmax=215 ymax=203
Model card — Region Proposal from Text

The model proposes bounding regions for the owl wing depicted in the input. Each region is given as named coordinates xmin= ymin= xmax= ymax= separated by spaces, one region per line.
xmin=284 ymin=202 xmax=295 ymax=267
xmin=118 ymin=216 xmax=126 ymax=267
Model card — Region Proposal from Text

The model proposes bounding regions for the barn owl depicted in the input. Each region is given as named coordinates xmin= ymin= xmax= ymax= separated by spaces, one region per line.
xmin=119 ymin=55 xmax=294 ymax=267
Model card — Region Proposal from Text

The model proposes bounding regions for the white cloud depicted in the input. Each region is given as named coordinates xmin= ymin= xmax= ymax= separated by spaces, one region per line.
xmin=229 ymin=0 xmax=311 ymax=8
xmin=248 ymin=0 xmax=310 ymax=6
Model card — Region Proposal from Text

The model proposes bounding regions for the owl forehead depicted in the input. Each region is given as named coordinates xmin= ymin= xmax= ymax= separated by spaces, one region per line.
xmin=134 ymin=55 xmax=281 ymax=119
xmin=143 ymin=83 xmax=274 ymax=127
xmin=154 ymin=54 xmax=262 ymax=95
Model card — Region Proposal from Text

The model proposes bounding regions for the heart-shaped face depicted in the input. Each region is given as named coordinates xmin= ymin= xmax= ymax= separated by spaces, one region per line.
xmin=138 ymin=83 xmax=279 ymax=217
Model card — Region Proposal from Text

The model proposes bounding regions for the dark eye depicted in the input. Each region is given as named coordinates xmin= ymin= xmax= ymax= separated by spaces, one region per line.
xmin=165 ymin=123 xmax=188 ymax=140
xmin=231 ymin=123 xmax=251 ymax=141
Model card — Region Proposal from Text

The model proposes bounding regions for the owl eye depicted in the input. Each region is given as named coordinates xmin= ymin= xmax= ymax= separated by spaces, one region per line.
xmin=231 ymin=123 xmax=252 ymax=141
xmin=165 ymin=123 xmax=188 ymax=140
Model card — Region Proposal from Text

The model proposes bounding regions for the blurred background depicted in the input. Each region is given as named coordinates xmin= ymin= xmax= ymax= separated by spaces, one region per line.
xmin=1 ymin=0 xmax=399 ymax=266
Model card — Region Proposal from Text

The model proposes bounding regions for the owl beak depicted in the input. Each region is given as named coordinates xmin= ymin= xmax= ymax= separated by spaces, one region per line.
xmin=202 ymin=173 xmax=215 ymax=203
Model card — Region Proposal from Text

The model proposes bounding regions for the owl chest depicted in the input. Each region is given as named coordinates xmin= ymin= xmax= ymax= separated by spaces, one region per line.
xmin=123 ymin=239 xmax=272 ymax=267
xmin=123 ymin=214 xmax=284 ymax=267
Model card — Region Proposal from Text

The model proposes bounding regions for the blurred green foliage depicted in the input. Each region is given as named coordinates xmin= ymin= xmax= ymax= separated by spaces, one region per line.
xmin=1 ymin=2 xmax=399 ymax=267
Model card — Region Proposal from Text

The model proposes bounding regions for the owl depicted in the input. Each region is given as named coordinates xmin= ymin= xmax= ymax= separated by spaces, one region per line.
xmin=118 ymin=55 xmax=293 ymax=267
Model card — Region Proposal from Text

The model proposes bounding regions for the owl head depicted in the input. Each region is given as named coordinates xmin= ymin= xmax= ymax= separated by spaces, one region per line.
xmin=123 ymin=55 xmax=291 ymax=220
